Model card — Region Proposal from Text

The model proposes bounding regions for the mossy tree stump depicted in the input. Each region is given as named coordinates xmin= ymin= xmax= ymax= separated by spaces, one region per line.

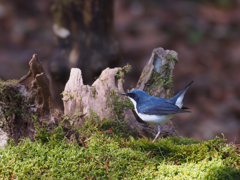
xmin=63 ymin=47 xmax=179 ymax=140
xmin=0 ymin=47 xmax=180 ymax=145
xmin=0 ymin=55 xmax=63 ymax=146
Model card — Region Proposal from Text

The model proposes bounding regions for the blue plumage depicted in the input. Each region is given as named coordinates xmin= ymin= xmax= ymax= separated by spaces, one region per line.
xmin=122 ymin=81 xmax=193 ymax=142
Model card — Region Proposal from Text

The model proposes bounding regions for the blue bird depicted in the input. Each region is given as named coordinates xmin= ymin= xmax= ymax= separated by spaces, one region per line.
xmin=122 ymin=81 xmax=193 ymax=142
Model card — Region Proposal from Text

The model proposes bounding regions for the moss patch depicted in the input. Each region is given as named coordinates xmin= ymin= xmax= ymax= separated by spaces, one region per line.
xmin=0 ymin=80 xmax=23 ymax=117
xmin=98 ymin=64 xmax=135 ymax=137
xmin=0 ymin=133 xmax=239 ymax=179
xmin=105 ymin=90 xmax=135 ymax=137
xmin=115 ymin=63 xmax=132 ymax=83
xmin=0 ymin=79 xmax=32 ymax=136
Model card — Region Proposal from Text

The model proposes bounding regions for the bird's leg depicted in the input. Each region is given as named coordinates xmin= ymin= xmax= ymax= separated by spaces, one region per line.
xmin=152 ymin=124 xmax=161 ymax=142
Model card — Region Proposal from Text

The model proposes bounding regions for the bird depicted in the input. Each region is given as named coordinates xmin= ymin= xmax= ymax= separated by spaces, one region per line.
xmin=122 ymin=81 xmax=193 ymax=142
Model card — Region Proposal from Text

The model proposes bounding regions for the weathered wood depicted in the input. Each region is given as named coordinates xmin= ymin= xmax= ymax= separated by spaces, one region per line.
xmin=62 ymin=67 xmax=153 ymax=138
xmin=18 ymin=54 xmax=55 ymax=123
xmin=63 ymin=47 xmax=179 ymax=139
xmin=136 ymin=48 xmax=178 ymax=98
xmin=0 ymin=54 xmax=63 ymax=146
xmin=0 ymin=47 xmax=180 ymax=145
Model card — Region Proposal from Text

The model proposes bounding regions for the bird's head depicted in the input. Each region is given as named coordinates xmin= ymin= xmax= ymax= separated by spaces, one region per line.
xmin=121 ymin=89 xmax=149 ymax=103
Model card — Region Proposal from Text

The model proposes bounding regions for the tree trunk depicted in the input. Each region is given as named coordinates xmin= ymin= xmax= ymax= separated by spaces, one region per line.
xmin=50 ymin=0 xmax=121 ymax=108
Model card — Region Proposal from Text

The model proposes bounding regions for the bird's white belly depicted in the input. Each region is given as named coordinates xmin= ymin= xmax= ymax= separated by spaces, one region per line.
xmin=128 ymin=97 xmax=174 ymax=125
xmin=138 ymin=113 xmax=174 ymax=125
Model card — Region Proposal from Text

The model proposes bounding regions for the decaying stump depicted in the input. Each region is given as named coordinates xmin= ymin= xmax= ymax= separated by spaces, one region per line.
xmin=63 ymin=47 xmax=179 ymax=139
xmin=18 ymin=54 xmax=55 ymax=124
xmin=0 ymin=54 xmax=62 ymax=146
xmin=63 ymin=67 xmax=152 ymax=138
xmin=0 ymin=47 xmax=180 ymax=146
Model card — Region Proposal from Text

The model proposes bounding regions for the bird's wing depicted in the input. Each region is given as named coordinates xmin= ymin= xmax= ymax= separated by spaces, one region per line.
xmin=140 ymin=101 xmax=189 ymax=115
xmin=170 ymin=80 xmax=193 ymax=108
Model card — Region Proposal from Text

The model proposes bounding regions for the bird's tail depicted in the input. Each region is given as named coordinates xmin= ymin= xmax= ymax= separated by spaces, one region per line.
xmin=170 ymin=81 xmax=193 ymax=108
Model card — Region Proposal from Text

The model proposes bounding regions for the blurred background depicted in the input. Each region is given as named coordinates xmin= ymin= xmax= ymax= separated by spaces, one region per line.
xmin=0 ymin=0 xmax=240 ymax=142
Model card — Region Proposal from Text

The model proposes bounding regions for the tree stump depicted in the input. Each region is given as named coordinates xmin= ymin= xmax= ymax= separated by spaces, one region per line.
xmin=0 ymin=47 xmax=180 ymax=146
xmin=63 ymin=47 xmax=179 ymax=140
xmin=0 ymin=54 xmax=62 ymax=146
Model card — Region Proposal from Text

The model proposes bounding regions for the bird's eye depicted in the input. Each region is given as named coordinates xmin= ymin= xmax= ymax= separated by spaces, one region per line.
xmin=129 ymin=93 xmax=135 ymax=98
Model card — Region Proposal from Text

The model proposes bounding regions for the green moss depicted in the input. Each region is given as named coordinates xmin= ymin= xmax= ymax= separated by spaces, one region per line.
xmin=104 ymin=90 xmax=134 ymax=137
xmin=153 ymin=50 xmax=158 ymax=55
xmin=139 ymin=70 xmax=148 ymax=80
xmin=79 ymin=108 xmax=100 ymax=135
xmin=0 ymin=79 xmax=32 ymax=135
xmin=33 ymin=115 xmax=52 ymax=143
xmin=75 ymin=108 xmax=84 ymax=120
xmin=115 ymin=64 xmax=132 ymax=83
xmin=0 ymin=133 xmax=239 ymax=179
xmin=62 ymin=92 xmax=76 ymax=101
xmin=163 ymin=53 xmax=179 ymax=63
xmin=107 ymin=90 xmax=132 ymax=121
xmin=91 ymin=86 xmax=96 ymax=99
xmin=96 ymin=64 xmax=135 ymax=136
xmin=33 ymin=115 xmax=65 ymax=144
xmin=0 ymin=79 xmax=22 ymax=116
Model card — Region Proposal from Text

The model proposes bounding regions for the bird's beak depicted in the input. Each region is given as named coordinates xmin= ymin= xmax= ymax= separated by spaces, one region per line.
xmin=119 ymin=92 xmax=127 ymax=96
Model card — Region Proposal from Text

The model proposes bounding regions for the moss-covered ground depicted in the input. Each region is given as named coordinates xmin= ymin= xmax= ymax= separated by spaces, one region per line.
xmin=0 ymin=125 xmax=239 ymax=179
xmin=0 ymin=78 xmax=239 ymax=179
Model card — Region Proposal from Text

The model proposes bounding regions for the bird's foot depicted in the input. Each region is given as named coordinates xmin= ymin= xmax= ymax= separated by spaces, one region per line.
xmin=152 ymin=136 xmax=161 ymax=142
xmin=152 ymin=132 xmax=161 ymax=142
